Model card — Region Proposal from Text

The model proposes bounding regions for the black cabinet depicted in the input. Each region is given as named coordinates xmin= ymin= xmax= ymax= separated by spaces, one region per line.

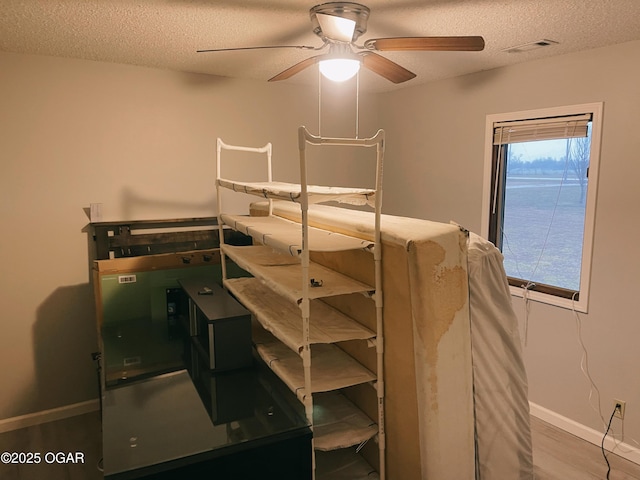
xmin=179 ymin=280 xmax=252 ymax=371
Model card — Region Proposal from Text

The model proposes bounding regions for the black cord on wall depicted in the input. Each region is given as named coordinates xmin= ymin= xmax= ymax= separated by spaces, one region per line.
xmin=601 ymin=407 xmax=616 ymax=480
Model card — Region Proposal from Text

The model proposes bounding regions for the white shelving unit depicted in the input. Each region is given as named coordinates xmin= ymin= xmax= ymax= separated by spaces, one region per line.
xmin=215 ymin=126 xmax=385 ymax=479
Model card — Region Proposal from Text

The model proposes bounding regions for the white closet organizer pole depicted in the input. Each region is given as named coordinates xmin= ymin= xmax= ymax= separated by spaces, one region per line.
xmin=216 ymin=138 xmax=273 ymax=282
xmin=373 ymin=134 xmax=386 ymax=480
xmin=215 ymin=138 xmax=228 ymax=282
xmin=298 ymin=126 xmax=384 ymax=149
xmin=297 ymin=126 xmax=316 ymax=479
xmin=298 ymin=125 xmax=386 ymax=480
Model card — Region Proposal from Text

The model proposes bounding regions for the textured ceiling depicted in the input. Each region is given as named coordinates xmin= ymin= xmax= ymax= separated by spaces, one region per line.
xmin=2 ymin=0 xmax=640 ymax=92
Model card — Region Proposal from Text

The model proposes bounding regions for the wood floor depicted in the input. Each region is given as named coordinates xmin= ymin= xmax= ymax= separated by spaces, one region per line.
xmin=531 ymin=416 xmax=640 ymax=480
xmin=0 ymin=412 xmax=638 ymax=479
xmin=0 ymin=412 xmax=103 ymax=480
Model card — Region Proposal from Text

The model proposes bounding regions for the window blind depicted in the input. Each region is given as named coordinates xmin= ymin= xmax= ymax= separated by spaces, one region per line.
xmin=493 ymin=113 xmax=591 ymax=145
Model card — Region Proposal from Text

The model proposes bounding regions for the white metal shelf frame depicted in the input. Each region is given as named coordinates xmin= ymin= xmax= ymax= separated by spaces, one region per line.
xmin=215 ymin=126 xmax=386 ymax=479
xmin=297 ymin=126 xmax=386 ymax=480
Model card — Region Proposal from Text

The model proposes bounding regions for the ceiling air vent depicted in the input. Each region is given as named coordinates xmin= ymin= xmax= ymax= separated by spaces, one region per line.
xmin=503 ymin=39 xmax=559 ymax=53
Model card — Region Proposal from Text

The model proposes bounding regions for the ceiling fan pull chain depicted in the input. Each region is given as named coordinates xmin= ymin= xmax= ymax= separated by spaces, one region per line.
xmin=356 ymin=68 xmax=360 ymax=139
xmin=318 ymin=66 xmax=322 ymax=137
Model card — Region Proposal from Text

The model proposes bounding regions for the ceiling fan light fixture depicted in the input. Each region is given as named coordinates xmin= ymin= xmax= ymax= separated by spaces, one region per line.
xmin=200 ymin=2 xmax=485 ymax=85
xmin=319 ymin=57 xmax=361 ymax=82
xmin=310 ymin=2 xmax=370 ymax=42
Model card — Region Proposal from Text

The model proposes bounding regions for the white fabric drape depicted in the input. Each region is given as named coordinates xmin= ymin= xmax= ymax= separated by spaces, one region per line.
xmin=468 ymin=232 xmax=534 ymax=479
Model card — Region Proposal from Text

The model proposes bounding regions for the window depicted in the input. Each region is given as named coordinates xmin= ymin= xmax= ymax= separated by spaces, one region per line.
xmin=482 ymin=103 xmax=603 ymax=312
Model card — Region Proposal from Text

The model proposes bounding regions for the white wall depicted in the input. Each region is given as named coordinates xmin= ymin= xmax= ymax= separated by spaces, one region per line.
xmin=378 ymin=40 xmax=640 ymax=449
xmin=0 ymin=51 xmax=378 ymax=421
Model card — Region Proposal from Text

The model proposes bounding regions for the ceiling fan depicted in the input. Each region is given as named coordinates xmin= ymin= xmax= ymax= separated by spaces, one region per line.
xmin=197 ymin=2 xmax=485 ymax=84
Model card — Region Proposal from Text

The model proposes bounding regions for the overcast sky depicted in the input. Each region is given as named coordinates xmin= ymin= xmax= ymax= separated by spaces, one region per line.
xmin=509 ymin=138 xmax=573 ymax=162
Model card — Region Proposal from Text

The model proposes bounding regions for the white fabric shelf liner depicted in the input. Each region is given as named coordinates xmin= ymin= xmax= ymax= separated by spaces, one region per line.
xmin=316 ymin=448 xmax=380 ymax=480
xmin=253 ymin=329 xmax=376 ymax=401
xmin=313 ymin=392 xmax=378 ymax=452
xmin=220 ymin=213 xmax=374 ymax=256
xmin=217 ymin=179 xmax=375 ymax=206
xmin=251 ymin=200 xmax=459 ymax=249
xmin=225 ymin=277 xmax=375 ymax=352
xmin=222 ymin=245 xmax=373 ymax=303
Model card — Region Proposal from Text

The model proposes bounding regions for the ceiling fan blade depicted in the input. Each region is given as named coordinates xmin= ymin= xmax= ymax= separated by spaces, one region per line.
xmin=365 ymin=36 xmax=485 ymax=52
xmin=359 ymin=51 xmax=416 ymax=84
xmin=197 ymin=45 xmax=318 ymax=53
xmin=268 ymin=55 xmax=322 ymax=82
xmin=316 ymin=13 xmax=356 ymax=42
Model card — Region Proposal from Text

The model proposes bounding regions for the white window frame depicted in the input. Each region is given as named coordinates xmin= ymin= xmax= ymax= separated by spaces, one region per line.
xmin=481 ymin=102 xmax=603 ymax=313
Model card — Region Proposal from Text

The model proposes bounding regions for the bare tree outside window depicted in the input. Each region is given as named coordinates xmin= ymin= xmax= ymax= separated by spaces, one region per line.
xmin=568 ymin=136 xmax=590 ymax=204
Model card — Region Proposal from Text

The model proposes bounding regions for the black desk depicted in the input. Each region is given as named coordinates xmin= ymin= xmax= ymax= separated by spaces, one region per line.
xmin=101 ymin=276 xmax=312 ymax=479
xmin=101 ymin=318 xmax=184 ymax=388
xmin=103 ymin=363 xmax=311 ymax=480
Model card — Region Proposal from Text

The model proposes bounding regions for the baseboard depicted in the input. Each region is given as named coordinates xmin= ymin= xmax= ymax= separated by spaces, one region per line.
xmin=0 ymin=399 xmax=100 ymax=434
xmin=530 ymin=402 xmax=640 ymax=466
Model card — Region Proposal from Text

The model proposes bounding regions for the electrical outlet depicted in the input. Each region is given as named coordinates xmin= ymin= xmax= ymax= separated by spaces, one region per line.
xmin=614 ymin=399 xmax=626 ymax=420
